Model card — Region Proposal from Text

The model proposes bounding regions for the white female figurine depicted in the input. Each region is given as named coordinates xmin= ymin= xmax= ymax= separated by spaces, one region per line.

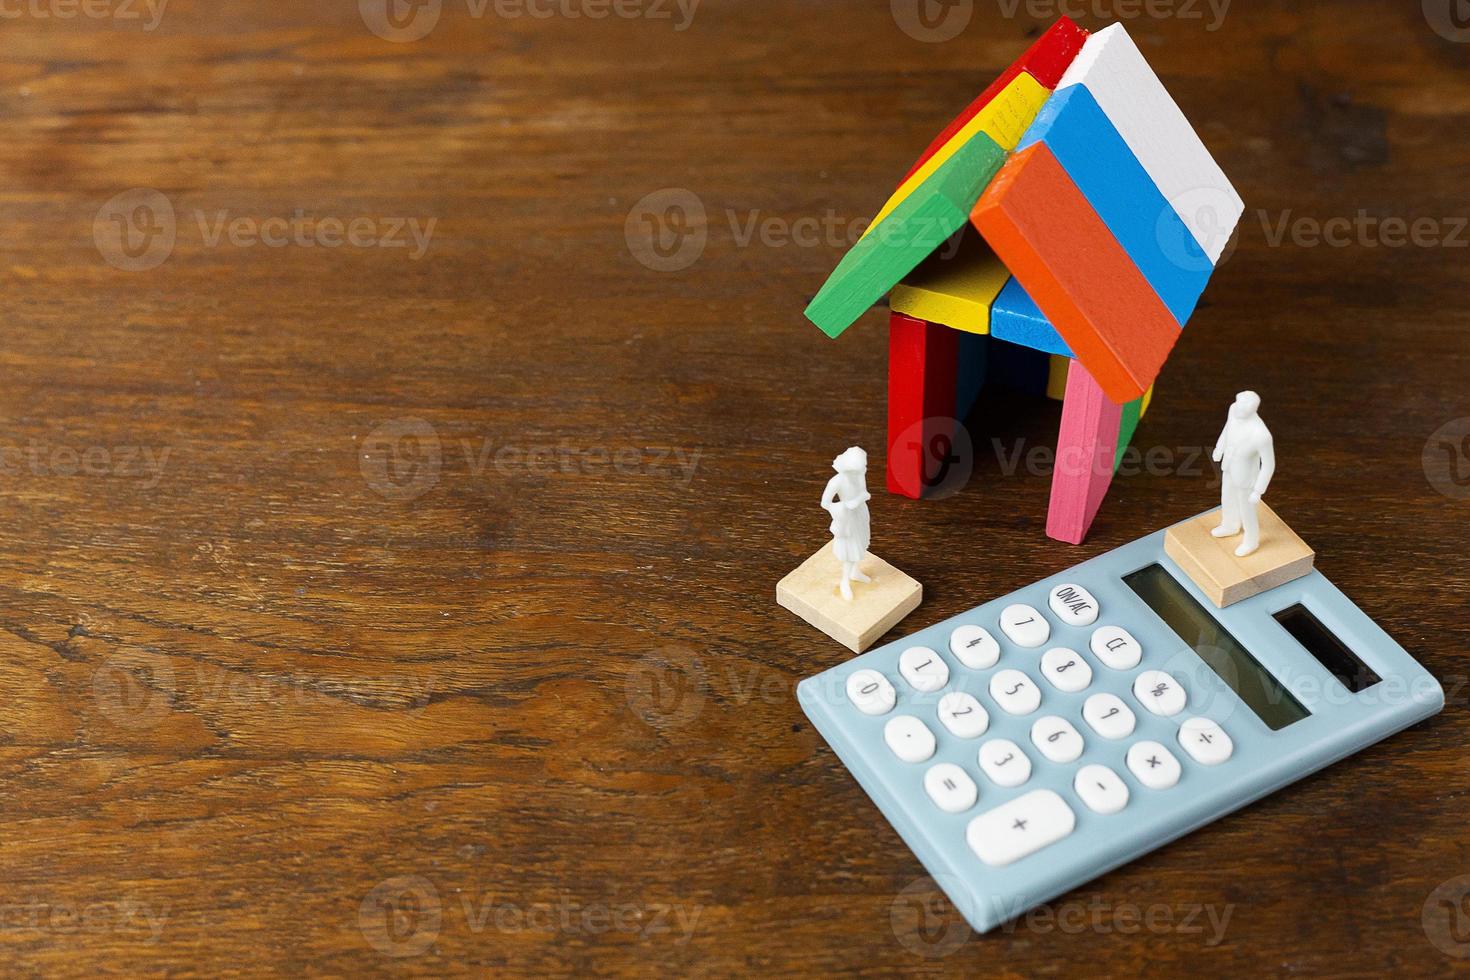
xmin=1212 ymin=391 xmax=1276 ymax=557
xmin=822 ymin=446 xmax=872 ymax=600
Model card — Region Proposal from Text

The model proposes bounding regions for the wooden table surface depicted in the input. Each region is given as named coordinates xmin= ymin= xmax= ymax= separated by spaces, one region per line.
xmin=3 ymin=0 xmax=1469 ymax=975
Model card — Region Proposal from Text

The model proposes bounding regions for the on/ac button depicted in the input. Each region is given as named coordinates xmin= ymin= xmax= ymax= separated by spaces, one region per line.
xmin=1048 ymin=583 xmax=1099 ymax=627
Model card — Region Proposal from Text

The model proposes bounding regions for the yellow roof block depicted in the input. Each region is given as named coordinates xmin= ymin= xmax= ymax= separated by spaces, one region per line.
xmin=862 ymin=70 xmax=1050 ymax=242
xmin=889 ymin=231 xmax=1010 ymax=334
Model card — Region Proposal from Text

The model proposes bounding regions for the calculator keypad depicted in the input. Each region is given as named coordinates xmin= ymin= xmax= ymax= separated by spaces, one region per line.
xmin=949 ymin=624 xmax=1000 ymax=669
xmin=846 ymin=669 xmax=896 ymax=716
xmin=966 ymin=790 xmax=1076 ymax=867
xmin=925 ymin=763 xmax=979 ymax=813
xmin=1040 ymin=647 xmax=1092 ymax=693
xmin=999 ymin=604 xmax=1051 ymax=648
xmin=990 ymin=669 xmax=1042 ymax=715
xmin=1133 ymin=670 xmax=1187 ymax=717
xmin=1082 ymin=693 xmax=1137 ymax=740
xmin=899 ymin=646 xmax=950 ymax=693
xmin=1030 ymin=716 xmax=1085 ymax=763
xmin=884 ymin=715 xmax=936 ymax=763
xmin=835 ymin=573 xmax=1239 ymax=872
xmin=1074 ymin=764 xmax=1130 ymax=815
xmin=1090 ymin=625 xmax=1142 ymax=670
xmin=1126 ymin=740 xmax=1182 ymax=789
xmin=1177 ymin=716 xmax=1233 ymax=765
xmin=978 ymin=739 xmax=1032 ymax=787
xmin=1048 ymin=583 xmax=1099 ymax=627
xmin=938 ymin=692 xmax=990 ymax=739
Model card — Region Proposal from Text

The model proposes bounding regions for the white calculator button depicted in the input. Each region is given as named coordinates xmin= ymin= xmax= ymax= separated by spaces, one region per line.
xmin=1074 ymin=764 xmax=1130 ymax=815
xmin=1090 ymin=625 xmax=1142 ymax=670
xmin=1177 ymin=717 xmax=1234 ymax=766
xmin=949 ymin=624 xmax=1000 ymax=670
xmin=1047 ymin=583 xmax=1099 ymax=627
xmin=924 ymin=763 xmax=978 ymax=814
xmin=1040 ymin=647 xmax=1093 ymax=693
xmin=1030 ymin=716 xmax=1085 ymax=763
xmin=845 ymin=670 xmax=896 ymax=716
xmin=999 ymin=604 xmax=1050 ymax=648
xmin=1127 ymin=740 xmax=1182 ymax=789
xmin=978 ymin=738 xmax=1032 ymax=788
xmin=1082 ymin=693 xmax=1137 ymax=740
xmin=1133 ymin=670 xmax=1187 ymax=717
xmin=938 ymin=691 xmax=990 ymax=739
xmin=884 ymin=715 xmax=936 ymax=764
xmin=989 ymin=669 xmax=1042 ymax=715
xmin=898 ymin=646 xmax=950 ymax=693
xmin=966 ymin=789 xmax=1076 ymax=867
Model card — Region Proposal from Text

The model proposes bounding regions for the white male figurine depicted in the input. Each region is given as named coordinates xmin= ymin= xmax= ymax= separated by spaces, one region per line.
xmin=822 ymin=447 xmax=872 ymax=600
xmin=1211 ymin=391 xmax=1275 ymax=557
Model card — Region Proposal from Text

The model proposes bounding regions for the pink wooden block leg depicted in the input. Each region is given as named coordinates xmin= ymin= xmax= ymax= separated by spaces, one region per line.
xmin=1047 ymin=359 xmax=1123 ymax=544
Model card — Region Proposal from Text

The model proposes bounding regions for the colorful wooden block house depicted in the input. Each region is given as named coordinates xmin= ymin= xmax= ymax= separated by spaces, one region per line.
xmin=805 ymin=18 xmax=1243 ymax=544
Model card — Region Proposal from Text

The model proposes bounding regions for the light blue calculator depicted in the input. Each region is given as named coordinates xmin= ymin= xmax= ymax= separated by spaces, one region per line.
xmin=797 ymin=516 xmax=1444 ymax=933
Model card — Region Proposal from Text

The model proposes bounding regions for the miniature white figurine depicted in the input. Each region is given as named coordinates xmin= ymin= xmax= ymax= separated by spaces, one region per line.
xmin=1211 ymin=391 xmax=1276 ymax=557
xmin=822 ymin=447 xmax=873 ymax=600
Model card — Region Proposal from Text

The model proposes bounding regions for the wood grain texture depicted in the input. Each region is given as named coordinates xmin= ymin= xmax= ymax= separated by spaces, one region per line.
xmin=0 ymin=1 xmax=1468 ymax=976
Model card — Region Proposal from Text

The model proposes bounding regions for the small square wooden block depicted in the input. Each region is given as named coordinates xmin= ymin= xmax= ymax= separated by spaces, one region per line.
xmin=1164 ymin=504 xmax=1315 ymax=608
xmin=777 ymin=544 xmax=922 ymax=654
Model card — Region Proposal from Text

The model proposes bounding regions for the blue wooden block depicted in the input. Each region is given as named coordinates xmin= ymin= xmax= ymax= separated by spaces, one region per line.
xmin=987 ymin=335 xmax=1052 ymax=396
xmin=990 ymin=277 xmax=1074 ymax=357
xmin=1016 ymin=85 xmax=1212 ymax=324
xmin=954 ymin=330 xmax=988 ymax=423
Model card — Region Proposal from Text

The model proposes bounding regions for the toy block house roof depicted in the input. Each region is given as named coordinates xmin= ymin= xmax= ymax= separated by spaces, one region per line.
xmin=805 ymin=18 xmax=1243 ymax=406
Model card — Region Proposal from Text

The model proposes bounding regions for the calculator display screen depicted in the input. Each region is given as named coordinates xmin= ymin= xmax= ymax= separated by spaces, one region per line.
xmin=1124 ymin=564 xmax=1310 ymax=731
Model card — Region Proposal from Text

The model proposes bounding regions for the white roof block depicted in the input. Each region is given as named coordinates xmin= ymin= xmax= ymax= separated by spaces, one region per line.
xmin=1057 ymin=24 xmax=1244 ymax=264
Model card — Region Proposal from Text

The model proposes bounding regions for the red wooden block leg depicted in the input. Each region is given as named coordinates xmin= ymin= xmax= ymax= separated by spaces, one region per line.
xmin=1046 ymin=359 xmax=1124 ymax=544
xmin=887 ymin=312 xmax=960 ymax=499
